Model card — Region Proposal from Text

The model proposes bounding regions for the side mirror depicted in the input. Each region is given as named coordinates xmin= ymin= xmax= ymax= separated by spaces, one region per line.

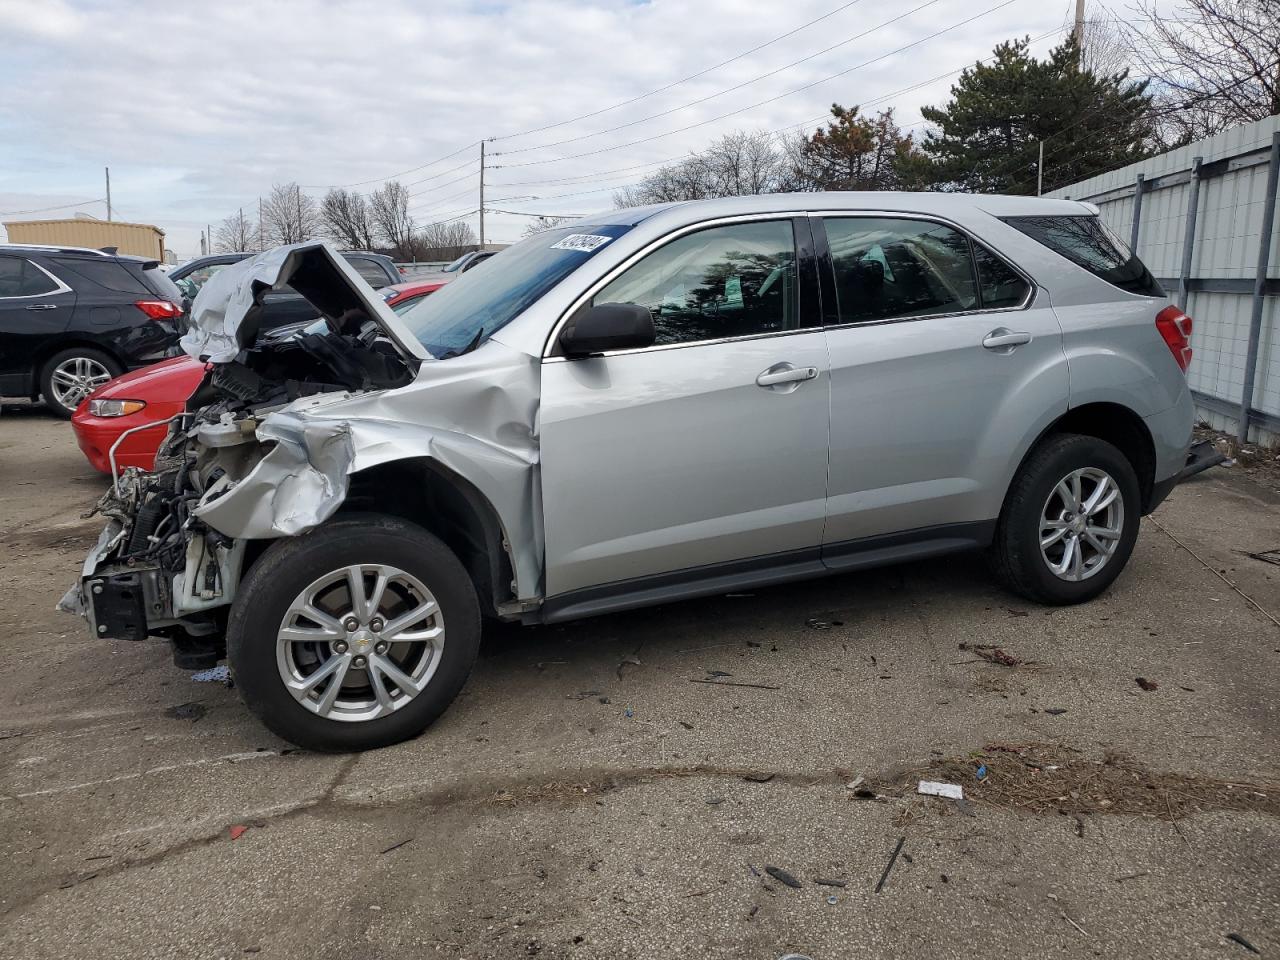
xmin=559 ymin=302 xmax=655 ymax=357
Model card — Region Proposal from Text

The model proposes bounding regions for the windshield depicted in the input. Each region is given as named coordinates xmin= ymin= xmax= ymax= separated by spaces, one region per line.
xmin=398 ymin=223 xmax=633 ymax=358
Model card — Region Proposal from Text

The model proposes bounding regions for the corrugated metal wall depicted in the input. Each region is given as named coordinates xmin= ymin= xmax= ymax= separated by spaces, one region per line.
xmin=1048 ymin=114 xmax=1280 ymax=446
xmin=1 ymin=218 xmax=166 ymax=260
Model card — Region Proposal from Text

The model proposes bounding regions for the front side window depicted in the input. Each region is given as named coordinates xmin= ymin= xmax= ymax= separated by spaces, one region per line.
xmin=824 ymin=217 xmax=977 ymax=324
xmin=1002 ymin=214 xmax=1163 ymax=297
xmin=593 ymin=219 xmax=800 ymax=346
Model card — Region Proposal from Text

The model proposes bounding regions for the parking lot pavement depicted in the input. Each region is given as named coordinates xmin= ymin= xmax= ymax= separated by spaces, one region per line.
xmin=1 ymin=406 xmax=1277 ymax=960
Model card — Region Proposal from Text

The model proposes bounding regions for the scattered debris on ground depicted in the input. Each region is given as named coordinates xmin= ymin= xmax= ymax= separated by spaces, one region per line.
xmin=874 ymin=837 xmax=906 ymax=893
xmin=880 ymin=743 xmax=1279 ymax=820
xmin=190 ymin=665 xmax=232 ymax=685
xmin=764 ymin=866 xmax=802 ymax=889
xmin=1135 ymin=677 xmax=1159 ymax=692
xmin=1226 ymin=932 xmax=1261 ymax=954
xmin=164 ymin=702 xmax=206 ymax=721
xmin=688 ymin=678 xmax=780 ymax=691
xmin=1243 ymin=547 xmax=1280 ymax=567
xmin=228 ymin=824 xmax=248 ymax=840
xmin=805 ymin=617 xmax=844 ymax=629
xmin=616 ymin=655 xmax=642 ymax=681
xmin=918 ymin=780 xmax=964 ymax=800
xmin=959 ymin=642 xmax=1024 ymax=667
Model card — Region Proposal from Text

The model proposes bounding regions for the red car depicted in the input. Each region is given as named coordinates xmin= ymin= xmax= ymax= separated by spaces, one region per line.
xmin=73 ymin=279 xmax=445 ymax=474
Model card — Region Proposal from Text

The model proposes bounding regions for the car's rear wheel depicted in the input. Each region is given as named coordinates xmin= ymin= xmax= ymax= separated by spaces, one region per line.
xmin=227 ymin=513 xmax=481 ymax=752
xmin=40 ymin=347 xmax=121 ymax=418
xmin=988 ymin=433 xmax=1141 ymax=605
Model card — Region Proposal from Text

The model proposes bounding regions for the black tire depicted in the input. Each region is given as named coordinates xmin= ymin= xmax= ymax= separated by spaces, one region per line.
xmin=987 ymin=433 xmax=1141 ymax=605
xmin=39 ymin=347 xmax=123 ymax=418
xmin=227 ymin=513 xmax=481 ymax=752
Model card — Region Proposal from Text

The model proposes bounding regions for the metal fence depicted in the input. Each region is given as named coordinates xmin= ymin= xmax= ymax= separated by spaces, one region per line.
xmin=1049 ymin=114 xmax=1280 ymax=446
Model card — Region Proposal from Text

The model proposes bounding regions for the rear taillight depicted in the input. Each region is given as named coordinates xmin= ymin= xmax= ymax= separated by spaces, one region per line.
xmin=1155 ymin=305 xmax=1193 ymax=372
xmin=135 ymin=299 xmax=182 ymax=321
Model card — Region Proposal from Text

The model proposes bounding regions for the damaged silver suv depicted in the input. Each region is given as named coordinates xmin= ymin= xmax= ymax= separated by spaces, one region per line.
xmin=64 ymin=193 xmax=1194 ymax=751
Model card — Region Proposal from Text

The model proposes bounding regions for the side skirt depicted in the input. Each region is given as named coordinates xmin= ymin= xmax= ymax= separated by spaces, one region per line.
xmin=538 ymin=520 xmax=996 ymax=624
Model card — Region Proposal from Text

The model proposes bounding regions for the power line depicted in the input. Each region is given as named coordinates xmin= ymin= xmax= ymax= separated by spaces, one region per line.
xmin=299 ymin=140 xmax=479 ymax=190
xmin=0 ymin=197 xmax=106 ymax=216
xmin=495 ymin=0 xmax=1025 ymax=169
xmin=494 ymin=0 xmax=943 ymax=156
xmin=495 ymin=0 xmax=870 ymax=141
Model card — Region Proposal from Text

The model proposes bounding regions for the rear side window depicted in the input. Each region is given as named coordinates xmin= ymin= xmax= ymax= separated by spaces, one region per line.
xmin=973 ymin=243 xmax=1031 ymax=309
xmin=346 ymin=257 xmax=391 ymax=289
xmin=52 ymin=257 xmax=150 ymax=295
xmin=1002 ymin=215 xmax=1163 ymax=297
xmin=0 ymin=256 xmax=60 ymax=297
xmin=133 ymin=263 xmax=184 ymax=303
xmin=824 ymin=217 xmax=977 ymax=323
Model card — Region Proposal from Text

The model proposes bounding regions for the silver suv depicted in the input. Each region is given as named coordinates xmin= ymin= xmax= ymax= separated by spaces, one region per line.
xmin=65 ymin=193 xmax=1194 ymax=751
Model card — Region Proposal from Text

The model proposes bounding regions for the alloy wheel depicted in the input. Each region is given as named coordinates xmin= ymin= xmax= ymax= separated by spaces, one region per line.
xmin=1039 ymin=467 xmax=1125 ymax=582
xmin=276 ymin=564 xmax=445 ymax=722
xmin=50 ymin=356 xmax=112 ymax=410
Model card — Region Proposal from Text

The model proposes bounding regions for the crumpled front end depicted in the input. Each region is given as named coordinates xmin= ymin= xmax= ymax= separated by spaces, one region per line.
xmin=61 ymin=240 xmax=543 ymax=661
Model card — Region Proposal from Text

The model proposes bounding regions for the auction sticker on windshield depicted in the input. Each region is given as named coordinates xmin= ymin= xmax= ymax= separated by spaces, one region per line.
xmin=550 ymin=234 xmax=614 ymax=252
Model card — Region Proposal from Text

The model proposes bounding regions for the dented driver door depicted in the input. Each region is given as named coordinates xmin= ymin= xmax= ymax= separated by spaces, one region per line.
xmin=537 ymin=217 xmax=830 ymax=612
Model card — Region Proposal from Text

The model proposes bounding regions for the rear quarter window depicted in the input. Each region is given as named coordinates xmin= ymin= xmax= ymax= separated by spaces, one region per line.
xmin=52 ymin=257 xmax=150 ymax=295
xmin=1002 ymin=215 xmax=1163 ymax=297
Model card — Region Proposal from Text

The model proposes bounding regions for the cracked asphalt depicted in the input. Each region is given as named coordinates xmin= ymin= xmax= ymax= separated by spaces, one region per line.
xmin=1 ymin=404 xmax=1278 ymax=960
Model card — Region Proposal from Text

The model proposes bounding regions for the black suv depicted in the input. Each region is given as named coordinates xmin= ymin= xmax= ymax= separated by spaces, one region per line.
xmin=0 ymin=244 xmax=184 ymax=417
xmin=170 ymin=250 xmax=402 ymax=332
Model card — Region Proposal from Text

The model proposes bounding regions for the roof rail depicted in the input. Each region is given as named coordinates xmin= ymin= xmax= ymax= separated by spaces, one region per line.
xmin=0 ymin=242 xmax=113 ymax=257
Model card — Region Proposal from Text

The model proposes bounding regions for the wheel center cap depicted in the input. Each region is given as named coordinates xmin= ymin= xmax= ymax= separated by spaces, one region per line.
xmin=349 ymin=630 xmax=374 ymax=650
xmin=1071 ymin=516 xmax=1087 ymax=534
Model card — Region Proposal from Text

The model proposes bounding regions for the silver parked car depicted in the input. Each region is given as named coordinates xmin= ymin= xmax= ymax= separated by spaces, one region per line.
xmin=64 ymin=193 xmax=1195 ymax=751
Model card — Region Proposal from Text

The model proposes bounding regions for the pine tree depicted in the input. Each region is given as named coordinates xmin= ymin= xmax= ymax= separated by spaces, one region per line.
xmin=904 ymin=37 xmax=1156 ymax=195
xmin=790 ymin=105 xmax=920 ymax=191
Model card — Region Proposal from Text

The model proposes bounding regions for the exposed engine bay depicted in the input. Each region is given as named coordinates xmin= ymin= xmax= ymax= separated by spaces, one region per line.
xmin=60 ymin=242 xmax=424 ymax=667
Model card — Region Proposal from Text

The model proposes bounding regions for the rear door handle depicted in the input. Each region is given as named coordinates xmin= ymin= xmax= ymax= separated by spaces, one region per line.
xmin=982 ymin=328 xmax=1032 ymax=350
xmin=25 ymin=303 xmax=57 ymax=311
xmin=756 ymin=364 xmax=819 ymax=388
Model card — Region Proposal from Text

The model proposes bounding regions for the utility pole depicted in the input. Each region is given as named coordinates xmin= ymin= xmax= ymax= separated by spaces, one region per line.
xmin=1037 ymin=140 xmax=1045 ymax=196
xmin=105 ymin=167 xmax=111 ymax=221
xmin=479 ymin=140 xmax=486 ymax=249
xmin=258 ymin=196 xmax=264 ymax=251
xmin=1073 ymin=0 xmax=1086 ymax=62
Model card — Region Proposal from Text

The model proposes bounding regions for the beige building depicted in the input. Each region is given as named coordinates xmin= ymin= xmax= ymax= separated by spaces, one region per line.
xmin=2 ymin=217 xmax=166 ymax=260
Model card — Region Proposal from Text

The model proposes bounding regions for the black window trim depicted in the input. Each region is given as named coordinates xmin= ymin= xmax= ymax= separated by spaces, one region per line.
xmin=809 ymin=211 xmax=1035 ymax=331
xmin=0 ymin=255 xmax=73 ymax=300
xmin=543 ymin=212 xmax=824 ymax=361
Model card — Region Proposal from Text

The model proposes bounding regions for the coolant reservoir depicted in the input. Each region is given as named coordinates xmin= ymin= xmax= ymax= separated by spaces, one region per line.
xmin=196 ymin=414 xmax=258 ymax=448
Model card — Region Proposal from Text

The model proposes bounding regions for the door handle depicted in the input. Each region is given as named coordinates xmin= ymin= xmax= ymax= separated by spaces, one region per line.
xmin=756 ymin=364 xmax=818 ymax=388
xmin=25 ymin=303 xmax=57 ymax=311
xmin=982 ymin=328 xmax=1032 ymax=350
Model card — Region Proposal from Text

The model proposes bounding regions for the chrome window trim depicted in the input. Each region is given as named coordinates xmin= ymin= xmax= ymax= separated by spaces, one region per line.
xmin=541 ymin=208 xmax=1036 ymax=361
xmin=0 ymin=256 xmax=73 ymax=300
xmin=814 ymin=210 xmax=1036 ymax=323
xmin=541 ymin=211 xmax=814 ymax=361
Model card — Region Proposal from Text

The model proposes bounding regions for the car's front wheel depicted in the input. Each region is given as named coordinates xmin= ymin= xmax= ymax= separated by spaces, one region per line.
xmin=227 ymin=514 xmax=481 ymax=751
xmin=40 ymin=347 xmax=122 ymax=418
xmin=988 ymin=433 xmax=1141 ymax=605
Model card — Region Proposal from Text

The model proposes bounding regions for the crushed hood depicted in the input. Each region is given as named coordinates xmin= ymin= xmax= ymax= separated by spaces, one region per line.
xmin=180 ymin=241 xmax=430 ymax=363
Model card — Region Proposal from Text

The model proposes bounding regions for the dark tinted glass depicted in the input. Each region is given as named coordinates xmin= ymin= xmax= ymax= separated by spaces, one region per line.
xmin=1002 ymin=215 xmax=1163 ymax=297
xmin=593 ymin=220 xmax=800 ymax=346
xmin=134 ymin=263 xmax=184 ymax=302
xmin=973 ymin=242 xmax=1030 ymax=308
xmin=0 ymin=257 xmax=59 ymax=296
xmin=825 ymin=217 xmax=977 ymax=323
xmin=52 ymin=257 xmax=149 ymax=294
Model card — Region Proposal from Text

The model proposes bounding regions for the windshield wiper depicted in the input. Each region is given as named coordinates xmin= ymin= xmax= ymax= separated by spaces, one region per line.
xmin=439 ymin=327 xmax=484 ymax=360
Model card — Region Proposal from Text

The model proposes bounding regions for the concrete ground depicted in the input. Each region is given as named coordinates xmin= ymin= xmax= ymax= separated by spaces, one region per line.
xmin=1 ymin=404 xmax=1277 ymax=960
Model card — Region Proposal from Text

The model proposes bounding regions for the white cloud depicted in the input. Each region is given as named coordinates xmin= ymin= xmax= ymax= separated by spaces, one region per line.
xmin=0 ymin=0 xmax=1066 ymax=258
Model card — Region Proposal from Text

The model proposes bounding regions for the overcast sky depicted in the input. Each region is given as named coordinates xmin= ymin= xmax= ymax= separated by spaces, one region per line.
xmin=0 ymin=0 xmax=1073 ymax=259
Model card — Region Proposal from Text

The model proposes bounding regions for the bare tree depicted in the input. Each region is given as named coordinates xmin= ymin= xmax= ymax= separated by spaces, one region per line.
xmin=214 ymin=208 xmax=257 ymax=253
xmin=261 ymin=182 xmax=319 ymax=246
xmin=416 ymin=220 xmax=477 ymax=261
xmin=1127 ymin=0 xmax=1280 ymax=143
xmin=369 ymin=181 xmax=415 ymax=258
xmin=615 ymin=131 xmax=793 ymax=207
xmin=1067 ymin=2 xmax=1131 ymax=77
xmin=321 ymin=188 xmax=376 ymax=249
xmin=520 ymin=215 xmax=572 ymax=238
